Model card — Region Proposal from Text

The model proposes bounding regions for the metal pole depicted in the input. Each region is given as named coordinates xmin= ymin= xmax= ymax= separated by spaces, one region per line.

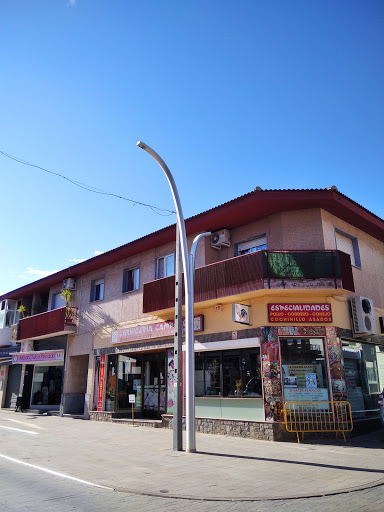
xmin=136 ymin=141 xmax=195 ymax=452
xmin=173 ymin=223 xmax=183 ymax=451
xmin=187 ymin=232 xmax=211 ymax=449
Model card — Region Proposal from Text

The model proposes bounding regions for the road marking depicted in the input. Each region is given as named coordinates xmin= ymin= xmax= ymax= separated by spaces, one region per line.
xmin=0 ymin=453 xmax=114 ymax=490
xmin=2 ymin=418 xmax=46 ymax=430
xmin=0 ymin=425 xmax=39 ymax=435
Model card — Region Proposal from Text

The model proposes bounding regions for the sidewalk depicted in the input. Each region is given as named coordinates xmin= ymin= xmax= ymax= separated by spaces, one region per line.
xmin=1 ymin=410 xmax=383 ymax=501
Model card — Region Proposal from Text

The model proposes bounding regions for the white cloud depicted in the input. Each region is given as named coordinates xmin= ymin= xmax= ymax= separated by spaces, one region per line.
xmin=67 ymin=0 xmax=76 ymax=7
xmin=67 ymin=258 xmax=85 ymax=264
xmin=94 ymin=250 xmax=103 ymax=256
xmin=24 ymin=267 xmax=59 ymax=278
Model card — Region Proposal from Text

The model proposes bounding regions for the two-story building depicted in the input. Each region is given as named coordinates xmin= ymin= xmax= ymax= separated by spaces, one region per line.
xmin=1 ymin=187 xmax=383 ymax=440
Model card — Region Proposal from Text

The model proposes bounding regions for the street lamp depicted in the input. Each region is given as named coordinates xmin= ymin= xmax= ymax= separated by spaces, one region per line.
xmin=136 ymin=141 xmax=197 ymax=452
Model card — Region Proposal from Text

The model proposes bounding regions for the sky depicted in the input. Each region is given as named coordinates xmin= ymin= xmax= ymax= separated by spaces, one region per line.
xmin=0 ymin=0 xmax=383 ymax=295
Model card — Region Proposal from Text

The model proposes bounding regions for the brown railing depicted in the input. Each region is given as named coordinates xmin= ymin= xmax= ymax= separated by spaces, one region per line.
xmin=143 ymin=250 xmax=354 ymax=313
xmin=17 ymin=307 xmax=78 ymax=341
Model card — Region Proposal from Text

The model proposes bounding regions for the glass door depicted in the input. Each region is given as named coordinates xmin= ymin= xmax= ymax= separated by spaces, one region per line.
xmin=143 ymin=353 xmax=166 ymax=418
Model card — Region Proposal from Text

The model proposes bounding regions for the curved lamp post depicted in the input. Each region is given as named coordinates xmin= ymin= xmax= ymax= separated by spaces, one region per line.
xmin=136 ymin=141 xmax=197 ymax=452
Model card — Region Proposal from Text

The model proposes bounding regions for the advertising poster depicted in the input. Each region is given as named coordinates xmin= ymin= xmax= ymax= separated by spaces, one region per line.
xmin=97 ymin=354 xmax=106 ymax=411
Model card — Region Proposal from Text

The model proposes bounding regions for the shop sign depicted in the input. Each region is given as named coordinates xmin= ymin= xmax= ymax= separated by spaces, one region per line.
xmin=268 ymin=303 xmax=332 ymax=323
xmin=111 ymin=315 xmax=204 ymax=345
xmin=11 ymin=350 xmax=65 ymax=364
xmin=97 ymin=354 xmax=106 ymax=411
xmin=232 ymin=303 xmax=250 ymax=325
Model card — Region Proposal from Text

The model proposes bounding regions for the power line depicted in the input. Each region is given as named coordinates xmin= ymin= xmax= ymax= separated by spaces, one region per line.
xmin=0 ymin=149 xmax=176 ymax=216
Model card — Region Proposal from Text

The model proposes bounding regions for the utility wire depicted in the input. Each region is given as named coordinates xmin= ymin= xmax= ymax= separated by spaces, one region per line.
xmin=0 ymin=149 xmax=176 ymax=216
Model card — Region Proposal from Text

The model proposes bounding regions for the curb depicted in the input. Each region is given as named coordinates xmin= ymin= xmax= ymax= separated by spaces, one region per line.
xmin=112 ymin=477 xmax=384 ymax=502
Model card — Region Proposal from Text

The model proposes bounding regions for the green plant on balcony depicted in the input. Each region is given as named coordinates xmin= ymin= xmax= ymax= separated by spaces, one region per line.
xmin=60 ymin=289 xmax=75 ymax=322
xmin=17 ymin=305 xmax=29 ymax=319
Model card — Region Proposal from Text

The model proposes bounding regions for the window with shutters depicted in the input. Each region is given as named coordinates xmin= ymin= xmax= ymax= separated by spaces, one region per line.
xmin=335 ymin=230 xmax=361 ymax=268
xmin=235 ymin=235 xmax=267 ymax=256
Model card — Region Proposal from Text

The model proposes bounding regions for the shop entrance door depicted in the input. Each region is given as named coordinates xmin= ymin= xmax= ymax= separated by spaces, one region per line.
xmin=142 ymin=353 xmax=166 ymax=418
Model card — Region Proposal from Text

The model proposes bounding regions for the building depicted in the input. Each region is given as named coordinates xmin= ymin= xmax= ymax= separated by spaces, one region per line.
xmin=0 ymin=187 xmax=383 ymax=440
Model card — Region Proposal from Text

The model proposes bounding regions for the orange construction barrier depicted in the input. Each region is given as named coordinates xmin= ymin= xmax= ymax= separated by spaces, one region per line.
xmin=284 ymin=401 xmax=353 ymax=443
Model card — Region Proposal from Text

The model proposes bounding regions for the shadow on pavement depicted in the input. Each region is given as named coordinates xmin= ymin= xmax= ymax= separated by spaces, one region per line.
xmin=197 ymin=450 xmax=384 ymax=474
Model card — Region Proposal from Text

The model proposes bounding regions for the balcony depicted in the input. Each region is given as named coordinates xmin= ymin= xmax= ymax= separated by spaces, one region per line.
xmin=16 ymin=307 xmax=79 ymax=342
xmin=143 ymin=250 xmax=354 ymax=314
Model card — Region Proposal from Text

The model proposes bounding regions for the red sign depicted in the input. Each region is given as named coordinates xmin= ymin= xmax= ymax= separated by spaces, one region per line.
xmin=268 ymin=304 xmax=332 ymax=323
xmin=111 ymin=315 xmax=204 ymax=345
xmin=97 ymin=354 xmax=106 ymax=411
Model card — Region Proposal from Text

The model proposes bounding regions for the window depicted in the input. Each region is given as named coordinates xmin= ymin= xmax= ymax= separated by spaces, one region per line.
xmin=236 ymin=235 xmax=267 ymax=256
xmin=280 ymin=338 xmax=329 ymax=403
xmin=51 ymin=292 xmax=66 ymax=310
xmin=335 ymin=230 xmax=361 ymax=268
xmin=156 ymin=253 xmax=175 ymax=279
xmin=195 ymin=348 xmax=261 ymax=397
xmin=90 ymin=278 xmax=104 ymax=302
xmin=122 ymin=267 xmax=140 ymax=293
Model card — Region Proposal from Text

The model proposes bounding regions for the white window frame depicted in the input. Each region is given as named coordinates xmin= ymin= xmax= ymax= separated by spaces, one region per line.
xmin=156 ymin=253 xmax=175 ymax=279
xmin=335 ymin=229 xmax=361 ymax=268
xmin=90 ymin=277 xmax=105 ymax=302
xmin=235 ymin=234 xmax=267 ymax=256
xmin=122 ymin=266 xmax=140 ymax=293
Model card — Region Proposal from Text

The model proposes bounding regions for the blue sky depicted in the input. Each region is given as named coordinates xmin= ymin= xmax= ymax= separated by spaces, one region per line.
xmin=0 ymin=0 xmax=383 ymax=295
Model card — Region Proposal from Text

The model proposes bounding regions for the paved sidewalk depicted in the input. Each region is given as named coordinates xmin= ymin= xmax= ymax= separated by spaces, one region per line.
xmin=0 ymin=410 xmax=383 ymax=501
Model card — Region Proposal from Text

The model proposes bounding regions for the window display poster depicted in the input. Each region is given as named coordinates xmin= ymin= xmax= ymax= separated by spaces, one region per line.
xmin=306 ymin=373 xmax=317 ymax=389
xmin=284 ymin=387 xmax=329 ymax=402
xmin=282 ymin=364 xmax=324 ymax=388
xmin=97 ymin=354 xmax=106 ymax=411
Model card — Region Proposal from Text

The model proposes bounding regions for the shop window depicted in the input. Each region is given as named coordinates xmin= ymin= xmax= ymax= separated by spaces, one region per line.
xmin=117 ymin=354 xmax=142 ymax=410
xmin=31 ymin=366 xmax=63 ymax=406
xmin=195 ymin=349 xmax=261 ymax=397
xmin=156 ymin=253 xmax=175 ymax=279
xmin=335 ymin=229 xmax=361 ymax=268
xmin=280 ymin=338 xmax=329 ymax=403
xmin=235 ymin=235 xmax=267 ymax=256
xmin=343 ymin=341 xmax=381 ymax=417
xmin=122 ymin=266 xmax=140 ymax=293
xmin=90 ymin=278 xmax=104 ymax=302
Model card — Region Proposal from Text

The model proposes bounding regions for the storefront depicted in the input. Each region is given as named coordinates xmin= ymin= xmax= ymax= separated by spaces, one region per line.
xmin=342 ymin=340 xmax=382 ymax=418
xmin=11 ymin=349 xmax=65 ymax=411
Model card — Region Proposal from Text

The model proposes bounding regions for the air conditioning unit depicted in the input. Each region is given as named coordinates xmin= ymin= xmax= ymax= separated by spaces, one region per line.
xmin=350 ymin=296 xmax=377 ymax=336
xmin=211 ymin=229 xmax=231 ymax=250
xmin=63 ymin=278 xmax=76 ymax=290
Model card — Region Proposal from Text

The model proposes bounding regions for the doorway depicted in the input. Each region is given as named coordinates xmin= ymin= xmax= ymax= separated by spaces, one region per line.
xmin=142 ymin=353 xmax=166 ymax=418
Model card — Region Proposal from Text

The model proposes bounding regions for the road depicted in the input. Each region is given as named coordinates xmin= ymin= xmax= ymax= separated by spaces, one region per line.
xmin=1 ymin=457 xmax=384 ymax=512
xmin=0 ymin=410 xmax=383 ymax=511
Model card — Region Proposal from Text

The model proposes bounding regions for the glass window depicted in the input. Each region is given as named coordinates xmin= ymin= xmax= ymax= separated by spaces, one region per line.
xmin=280 ymin=338 xmax=329 ymax=403
xmin=117 ymin=354 xmax=142 ymax=410
xmin=31 ymin=366 xmax=63 ymax=406
xmin=122 ymin=267 xmax=140 ymax=293
xmin=51 ymin=292 xmax=66 ymax=310
xmin=90 ymin=278 xmax=104 ymax=302
xmin=236 ymin=236 xmax=267 ymax=256
xmin=195 ymin=349 xmax=261 ymax=397
xmin=343 ymin=341 xmax=381 ymax=418
xmin=156 ymin=254 xmax=175 ymax=279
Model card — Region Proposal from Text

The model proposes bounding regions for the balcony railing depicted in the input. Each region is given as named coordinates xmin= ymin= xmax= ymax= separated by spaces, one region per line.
xmin=17 ymin=306 xmax=78 ymax=341
xmin=143 ymin=250 xmax=354 ymax=313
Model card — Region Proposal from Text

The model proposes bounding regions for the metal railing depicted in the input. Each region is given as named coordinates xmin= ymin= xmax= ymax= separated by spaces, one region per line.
xmin=284 ymin=401 xmax=353 ymax=443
